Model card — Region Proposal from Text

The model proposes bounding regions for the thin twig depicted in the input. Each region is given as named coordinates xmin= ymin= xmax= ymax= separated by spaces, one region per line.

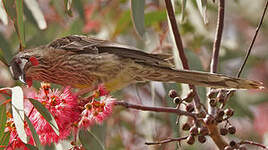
xmin=222 ymin=0 xmax=268 ymax=108
xmin=206 ymin=1 xmax=229 ymax=149
xmin=114 ymin=101 xmax=196 ymax=119
xmin=210 ymin=0 xmax=225 ymax=73
xmin=239 ymin=140 xmax=268 ymax=149
xmin=164 ymin=0 xmax=201 ymax=111
xmin=145 ymin=136 xmax=188 ymax=145
xmin=237 ymin=0 xmax=268 ymax=78
xmin=209 ymin=0 xmax=225 ymax=114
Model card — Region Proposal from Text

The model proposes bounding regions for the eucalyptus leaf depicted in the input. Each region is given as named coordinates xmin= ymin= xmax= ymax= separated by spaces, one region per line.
xmin=25 ymin=114 xmax=41 ymax=149
xmin=28 ymin=98 xmax=59 ymax=136
xmin=0 ymin=104 xmax=6 ymax=140
xmin=130 ymin=0 xmax=145 ymax=38
xmin=196 ymin=0 xmax=208 ymax=24
xmin=0 ymin=48 xmax=8 ymax=67
xmin=0 ymin=0 xmax=8 ymax=25
xmin=180 ymin=0 xmax=187 ymax=22
xmin=64 ymin=0 xmax=73 ymax=16
xmin=24 ymin=0 xmax=47 ymax=30
xmin=79 ymin=129 xmax=106 ymax=150
xmin=2 ymin=0 xmax=16 ymax=19
xmin=25 ymin=144 xmax=39 ymax=150
xmin=10 ymin=86 xmax=27 ymax=143
xmin=0 ymin=131 xmax=10 ymax=150
xmin=15 ymin=0 xmax=26 ymax=48
xmin=112 ymin=10 xmax=131 ymax=38
xmin=79 ymin=129 xmax=91 ymax=150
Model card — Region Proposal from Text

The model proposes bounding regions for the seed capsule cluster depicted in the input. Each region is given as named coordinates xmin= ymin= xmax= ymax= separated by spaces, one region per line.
xmin=169 ymin=89 xmax=211 ymax=145
xmin=168 ymin=89 xmax=241 ymax=147
xmin=224 ymin=141 xmax=248 ymax=150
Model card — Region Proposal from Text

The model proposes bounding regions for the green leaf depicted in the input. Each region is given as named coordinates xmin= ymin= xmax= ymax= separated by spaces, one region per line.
xmin=73 ymin=0 xmax=84 ymax=19
xmin=0 ymin=32 xmax=12 ymax=62
xmin=25 ymin=115 xmax=41 ymax=149
xmin=0 ymin=104 xmax=6 ymax=140
xmin=0 ymin=131 xmax=10 ymax=150
xmin=196 ymin=0 xmax=208 ymax=24
xmin=64 ymin=0 xmax=73 ymax=16
xmin=79 ymin=129 xmax=106 ymax=150
xmin=2 ymin=0 xmax=16 ymax=19
xmin=0 ymin=49 xmax=8 ymax=67
xmin=112 ymin=10 xmax=131 ymax=38
xmin=131 ymin=0 xmax=145 ymax=38
xmin=79 ymin=129 xmax=91 ymax=150
xmin=10 ymin=86 xmax=27 ymax=143
xmin=144 ymin=10 xmax=167 ymax=27
xmin=3 ymin=0 xmax=26 ymax=49
xmin=180 ymin=0 xmax=187 ymax=22
xmin=25 ymin=144 xmax=39 ymax=150
xmin=28 ymin=98 xmax=59 ymax=136
xmin=15 ymin=0 xmax=25 ymax=48
xmin=88 ymin=129 xmax=106 ymax=150
xmin=24 ymin=0 xmax=47 ymax=30
xmin=0 ymin=0 xmax=8 ymax=25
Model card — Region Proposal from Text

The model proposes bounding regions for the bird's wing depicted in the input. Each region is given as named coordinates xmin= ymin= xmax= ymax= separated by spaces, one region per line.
xmin=47 ymin=35 xmax=174 ymax=68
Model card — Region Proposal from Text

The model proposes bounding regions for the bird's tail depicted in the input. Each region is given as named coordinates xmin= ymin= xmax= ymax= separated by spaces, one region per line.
xmin=138 ymin=66 xmax=264 ymax=90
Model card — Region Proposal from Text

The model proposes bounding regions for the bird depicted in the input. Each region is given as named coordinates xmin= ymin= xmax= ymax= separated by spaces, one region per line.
xmin=9 ymin=35 xmax=264 ymax=92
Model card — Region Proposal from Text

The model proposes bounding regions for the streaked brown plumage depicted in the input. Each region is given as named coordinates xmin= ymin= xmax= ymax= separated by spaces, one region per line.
xmin=9 ymin=35 xmax=264 ymax=91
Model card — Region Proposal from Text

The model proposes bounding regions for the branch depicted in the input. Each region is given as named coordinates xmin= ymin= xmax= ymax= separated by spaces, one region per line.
xmin=206 ymin=1 xmax=228 ymax=148
xmin=114 ymin=101 xmax=196 ymax=119
xmin=237 ymin=0 xmax=268 ymax=78
xmin=145 ymin=136 xmax=188 ymax=145
xmin=239 ymin=140 xmax=268 ymax=149
xmin=210 ymin=0 xmax=225 ymax=73
xmin=206 ymin=124 xmax=228 ymax=150
xmin=164 ymin=0 xmax=201 ymax=111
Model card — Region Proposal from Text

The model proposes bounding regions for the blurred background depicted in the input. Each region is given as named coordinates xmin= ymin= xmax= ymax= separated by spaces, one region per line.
xmin=0 ymin=0 xmax=268 ymax=149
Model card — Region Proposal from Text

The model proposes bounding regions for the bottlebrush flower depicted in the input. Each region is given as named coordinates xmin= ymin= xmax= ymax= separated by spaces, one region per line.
xmin=78 ymin=85 xmax=115 ymax=128
xmin=5 ymin=113 xmax=34 ymax=150
xmin=25 ymin=85 xmax=80 ymax=145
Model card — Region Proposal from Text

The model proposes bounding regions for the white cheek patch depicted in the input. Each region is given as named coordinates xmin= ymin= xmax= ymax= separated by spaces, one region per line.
xmin=19 ymin=58 xmax=28 ymax=72
xmin=9 ymin=66 xmax=14 ymax=77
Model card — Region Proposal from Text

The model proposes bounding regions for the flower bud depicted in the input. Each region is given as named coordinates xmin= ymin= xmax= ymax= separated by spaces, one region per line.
xmin=182 ymin=123 xmax=191 ymax=131
xmin=168 ymin=89 xmax=177 ymax=98
xmin=186 ymin=135 xmax=195 ymax=145
xmin=229 ymin=140 xmax=237 ymax=148
xmin=209 ymin=99 xmax=217 ymax=107
xmin=224 ymin=146 xmax=232 ymax=150
xmin=199 ymin=127 xmax=209 ymax=136
xmin=204 ymin=115 xmax=215 ymax=125
xmin=225 ymin=108 xmax=234 ymax=118
xmin=197 ymin=111 xmax=206 ymax=118
xmin=186 ymin=104 xmax=195 ymax=112
xmin=198 ymin=135 xmax=206 ymax=144
xmin=189 ymin=126 xmax=198 ymax=136
xmin=220 ymin=128 xmax=228 ymax=136
xmin=184 ymin=90 xmax=195 ymax=103
xmin=173 ymin=97 xmax=182 ymax=104
xmin=228 ymin=126 xmax=236 ymax=134
xmin=207 ymin=90 xmax=218 ymax=99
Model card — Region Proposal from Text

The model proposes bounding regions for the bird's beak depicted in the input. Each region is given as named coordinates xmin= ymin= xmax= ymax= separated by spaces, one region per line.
xmin=18 ymin=74 xmax=26 ymax=84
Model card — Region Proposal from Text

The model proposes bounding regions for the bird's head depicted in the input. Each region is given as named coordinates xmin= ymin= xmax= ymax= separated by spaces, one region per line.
xmin=9 ymin=50 xmax=40 ymax=86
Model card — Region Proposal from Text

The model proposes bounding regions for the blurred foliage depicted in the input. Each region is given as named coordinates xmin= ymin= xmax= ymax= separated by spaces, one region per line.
xmin=0 ymin=0 xmax=267 ymax=149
